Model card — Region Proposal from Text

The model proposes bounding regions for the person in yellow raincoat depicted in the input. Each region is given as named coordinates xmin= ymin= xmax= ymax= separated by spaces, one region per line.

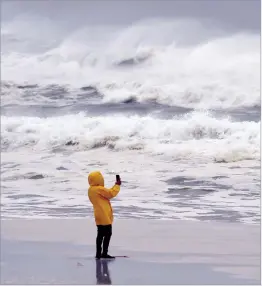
xmin=88 ymin=171 xmax=121 ymax=259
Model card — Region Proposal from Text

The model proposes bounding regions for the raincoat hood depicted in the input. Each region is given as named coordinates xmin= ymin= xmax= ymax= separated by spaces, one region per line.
xmin=88 ymin=171 xmax=105 ymax=187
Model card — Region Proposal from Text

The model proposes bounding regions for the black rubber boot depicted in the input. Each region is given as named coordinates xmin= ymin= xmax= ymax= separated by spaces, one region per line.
xmin=101 ymin=254 xmax=115 ymax=259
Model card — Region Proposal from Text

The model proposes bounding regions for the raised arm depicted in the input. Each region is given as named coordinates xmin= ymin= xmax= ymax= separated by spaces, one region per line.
xmin=97 ymin=184 xmax=120 ymax=200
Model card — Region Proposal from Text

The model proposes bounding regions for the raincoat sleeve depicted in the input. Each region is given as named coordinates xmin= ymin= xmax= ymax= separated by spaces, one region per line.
xmin=98 ymin=185 xmax=120 ymax=199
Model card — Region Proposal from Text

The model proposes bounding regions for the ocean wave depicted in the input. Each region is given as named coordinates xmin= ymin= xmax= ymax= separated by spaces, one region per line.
xmin=1 ymin=78 xmax=260 ymax=110
xmin=1 ymin=18 xmax=260 ymax=110
xmin=1 ymin=112 xmax=259 ymax=162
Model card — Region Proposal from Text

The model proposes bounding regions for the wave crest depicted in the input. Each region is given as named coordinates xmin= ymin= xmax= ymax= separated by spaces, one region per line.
xmin=1 ymin=18 xmax=260 ymax=109
xmin=2 ymin=112 xmax=259 ymax=163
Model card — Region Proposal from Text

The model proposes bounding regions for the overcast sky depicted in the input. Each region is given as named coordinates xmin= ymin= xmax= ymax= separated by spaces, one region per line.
xmin=1 ymin=0 xmax=261 ymax=31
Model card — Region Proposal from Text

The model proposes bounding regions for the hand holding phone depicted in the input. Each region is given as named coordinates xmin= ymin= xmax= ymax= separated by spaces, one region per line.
xmin=116 ymin=174 xmax=121 ymax=185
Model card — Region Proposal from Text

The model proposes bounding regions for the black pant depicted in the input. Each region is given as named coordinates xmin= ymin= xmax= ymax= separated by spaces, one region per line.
xmin=96 ymin=225 xmax=112 ymax=257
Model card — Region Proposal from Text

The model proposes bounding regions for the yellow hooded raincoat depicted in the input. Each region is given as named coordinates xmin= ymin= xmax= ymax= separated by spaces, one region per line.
xmin=88 ymin=171 xmax=120 ymax=225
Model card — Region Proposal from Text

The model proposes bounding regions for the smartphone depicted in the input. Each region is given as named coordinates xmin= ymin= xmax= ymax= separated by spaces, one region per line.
xmin=116 ymin=174 xmax=120 ymax=181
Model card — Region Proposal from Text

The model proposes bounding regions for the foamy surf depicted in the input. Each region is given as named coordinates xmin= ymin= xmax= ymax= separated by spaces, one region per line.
xmin=1 ymin=111 xmax=259 ymax=163
xmin=1 ymin=11 xmax=260 ymax=224
xmin=2 ymin=19 xmax=260 ymax=109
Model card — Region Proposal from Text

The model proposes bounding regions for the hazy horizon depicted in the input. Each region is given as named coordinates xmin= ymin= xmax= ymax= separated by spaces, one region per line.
xmin=1 ymin=0 xmax=261 ymax=32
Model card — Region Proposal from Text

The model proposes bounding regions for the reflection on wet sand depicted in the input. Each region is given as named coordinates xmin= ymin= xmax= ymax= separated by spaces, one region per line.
xmin=96 ymin=259 xmax=113 ymax=285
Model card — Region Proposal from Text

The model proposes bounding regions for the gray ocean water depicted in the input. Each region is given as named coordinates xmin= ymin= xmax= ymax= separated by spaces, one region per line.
xmin=1 ymin=1 xmax=260 ymax=224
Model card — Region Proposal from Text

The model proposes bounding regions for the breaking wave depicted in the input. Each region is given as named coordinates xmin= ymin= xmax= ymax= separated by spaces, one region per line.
xmin=2 ymin=111 xmax=259 ymax=163
xmin=1 ymin=18 xmax=260 ymax=109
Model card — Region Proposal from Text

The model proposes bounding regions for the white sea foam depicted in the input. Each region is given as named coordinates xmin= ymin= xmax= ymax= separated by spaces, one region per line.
xmin=1 ymin=149 xmax=260 ymax=223
xmin=1 ymin=15 xmax=260 ymax=223
xmin=1 ymin=18 xmax=260 ymax=109
xmin=2 ymin=111 xmax=259 ymax=162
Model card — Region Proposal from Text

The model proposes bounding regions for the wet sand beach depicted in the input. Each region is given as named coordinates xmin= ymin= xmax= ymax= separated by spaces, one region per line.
xmin=1 ymin=219 xmax=260 ymax=284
